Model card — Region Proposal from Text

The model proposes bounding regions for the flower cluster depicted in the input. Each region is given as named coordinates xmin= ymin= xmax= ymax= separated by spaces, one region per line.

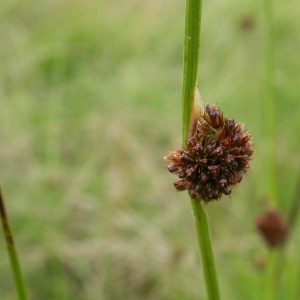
xmin=255 ymin=209 xmax=290 ymax=248
xmin=165 ymin=104 xmax=253 ymax=203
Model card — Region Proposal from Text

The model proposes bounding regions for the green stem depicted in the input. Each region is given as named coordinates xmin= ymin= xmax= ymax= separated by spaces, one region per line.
xmin=262 ymin=0 xmax=277 ymax=206
xmin=182 ymin=0 xmax=202 ymax=143
xmin=191 ymin=199 xmax=221 ymax=300
xmin=292 ymin=258 xmax=300 ymax=300
xmin=262 ymin=0 xmax=280 ymax=298
xmin=0 ymin=189 xmax=28 ymax=300
xmin=288 ymin=167 xmax=300 ymax=228
xmin=181 ymin=0 xmax=220 ymax=299
xmin=264 ymin=249 xmax=280 ymax=300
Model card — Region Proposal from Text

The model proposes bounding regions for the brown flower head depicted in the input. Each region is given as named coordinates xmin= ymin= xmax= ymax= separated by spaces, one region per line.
xmin=165 ymin=104 xmax=253 ymax=203
xmin=255 ymin=209 xmax=290 ymax=248
xmin=239 ymin=15 xmax=255 ymax=31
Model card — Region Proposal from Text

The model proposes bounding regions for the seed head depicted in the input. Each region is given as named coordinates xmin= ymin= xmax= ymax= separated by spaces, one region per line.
xmin=255 ymin=209 xmax=290 ymax=248
xmin=165 ymin=104 xmax=253 ymax=203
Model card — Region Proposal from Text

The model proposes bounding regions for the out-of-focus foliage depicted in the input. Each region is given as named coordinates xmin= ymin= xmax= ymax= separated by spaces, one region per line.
xmin=1 ymin=0 xmax=300 ymax=299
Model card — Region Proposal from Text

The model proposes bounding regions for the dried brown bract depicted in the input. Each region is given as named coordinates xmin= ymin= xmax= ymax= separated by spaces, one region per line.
xmin=256 ymin=209 xmax=290 ymax=248
xmin=165 ymin=104 xmax=253 ymax=203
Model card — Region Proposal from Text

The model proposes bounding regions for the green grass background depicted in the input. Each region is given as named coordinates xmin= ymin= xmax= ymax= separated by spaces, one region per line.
xmin=1 ymin=0 xmax=300 ymax=299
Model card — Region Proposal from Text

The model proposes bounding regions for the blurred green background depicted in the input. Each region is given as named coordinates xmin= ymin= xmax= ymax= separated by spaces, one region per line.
xmin=1 ymin=0 xmax=300 ymax=299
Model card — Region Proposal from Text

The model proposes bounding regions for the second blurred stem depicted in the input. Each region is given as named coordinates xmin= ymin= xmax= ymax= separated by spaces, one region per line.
xmin=262 ymin=0 xmax=280 ymax=299
xmin=262 ymin=0 xmax=277 ymax=207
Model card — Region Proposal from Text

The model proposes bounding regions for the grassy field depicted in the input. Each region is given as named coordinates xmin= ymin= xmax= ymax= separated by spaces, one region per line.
xmin=1 ymin=0 xmax=300 ymax=299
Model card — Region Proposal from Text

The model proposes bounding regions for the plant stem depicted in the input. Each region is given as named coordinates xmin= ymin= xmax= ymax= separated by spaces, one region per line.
xmin=182 ymin=0 xmax=202 ymax=143
xmin=288 ymin=167 xmax=300 ymax=228
xmin=264 ymin=248 xmax=280 ymax=300
xmin=262 ymin=0 xmax=277 ymax=206
xmin=261 ymin=0 xmax=280 ymax=298
xmin=181 ymin=0 xmax=221 ymax=299
xmin=191 ymin=199 xmax=221 ymax=300
xmin=292 ymin=258 xmax=300 ymax=300
xmin=0 ymin=188 xmax=28 ymax=300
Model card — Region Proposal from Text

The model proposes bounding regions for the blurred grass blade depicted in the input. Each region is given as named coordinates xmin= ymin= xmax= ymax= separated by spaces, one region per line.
xmin=264 ymin=249 xmax=280 ymax=300
xmin=261 ymin=0 xmax=282 ymax=298
xmin=262 ymin=0 xmax=277 ymax=205
xmin=0 ymin=188 xmax=28 ymax=300
xmin=288 ymin=167 xmax=300 ymax=228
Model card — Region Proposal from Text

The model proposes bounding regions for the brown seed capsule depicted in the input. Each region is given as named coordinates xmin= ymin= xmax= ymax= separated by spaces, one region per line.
xmin=205 ymin=104 xmax=224 ymax=129
xmin=174 ymin=179 xmax=188 ymax=191
xmin=256 ymin=209 xmax=290 ymax=248
xmin=165 ymin=104 xmax=253 ymax=203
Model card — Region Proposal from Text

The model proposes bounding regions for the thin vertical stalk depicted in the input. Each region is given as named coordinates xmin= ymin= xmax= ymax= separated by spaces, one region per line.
xmin=182 ymin=0 xmax=202 ymax=143
xmin=288 ymin=167 xmax=300 ymax=228
xmin=182 ymin=0 xmax=221 ymax=299
xmin=264 ymin=249 xmax=280 ymax=300
xmin=262 ymin=0 xmax=280 ymax=299
xmin=262 ymin=0 xmax=277 ymax=206
xmin=191 ymin=199 xmax=221 ymax=300
xmin=0 ymin=189 xmax=28 ymax=300
xmin=292 ymin=259 xmax=300 ymax=300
